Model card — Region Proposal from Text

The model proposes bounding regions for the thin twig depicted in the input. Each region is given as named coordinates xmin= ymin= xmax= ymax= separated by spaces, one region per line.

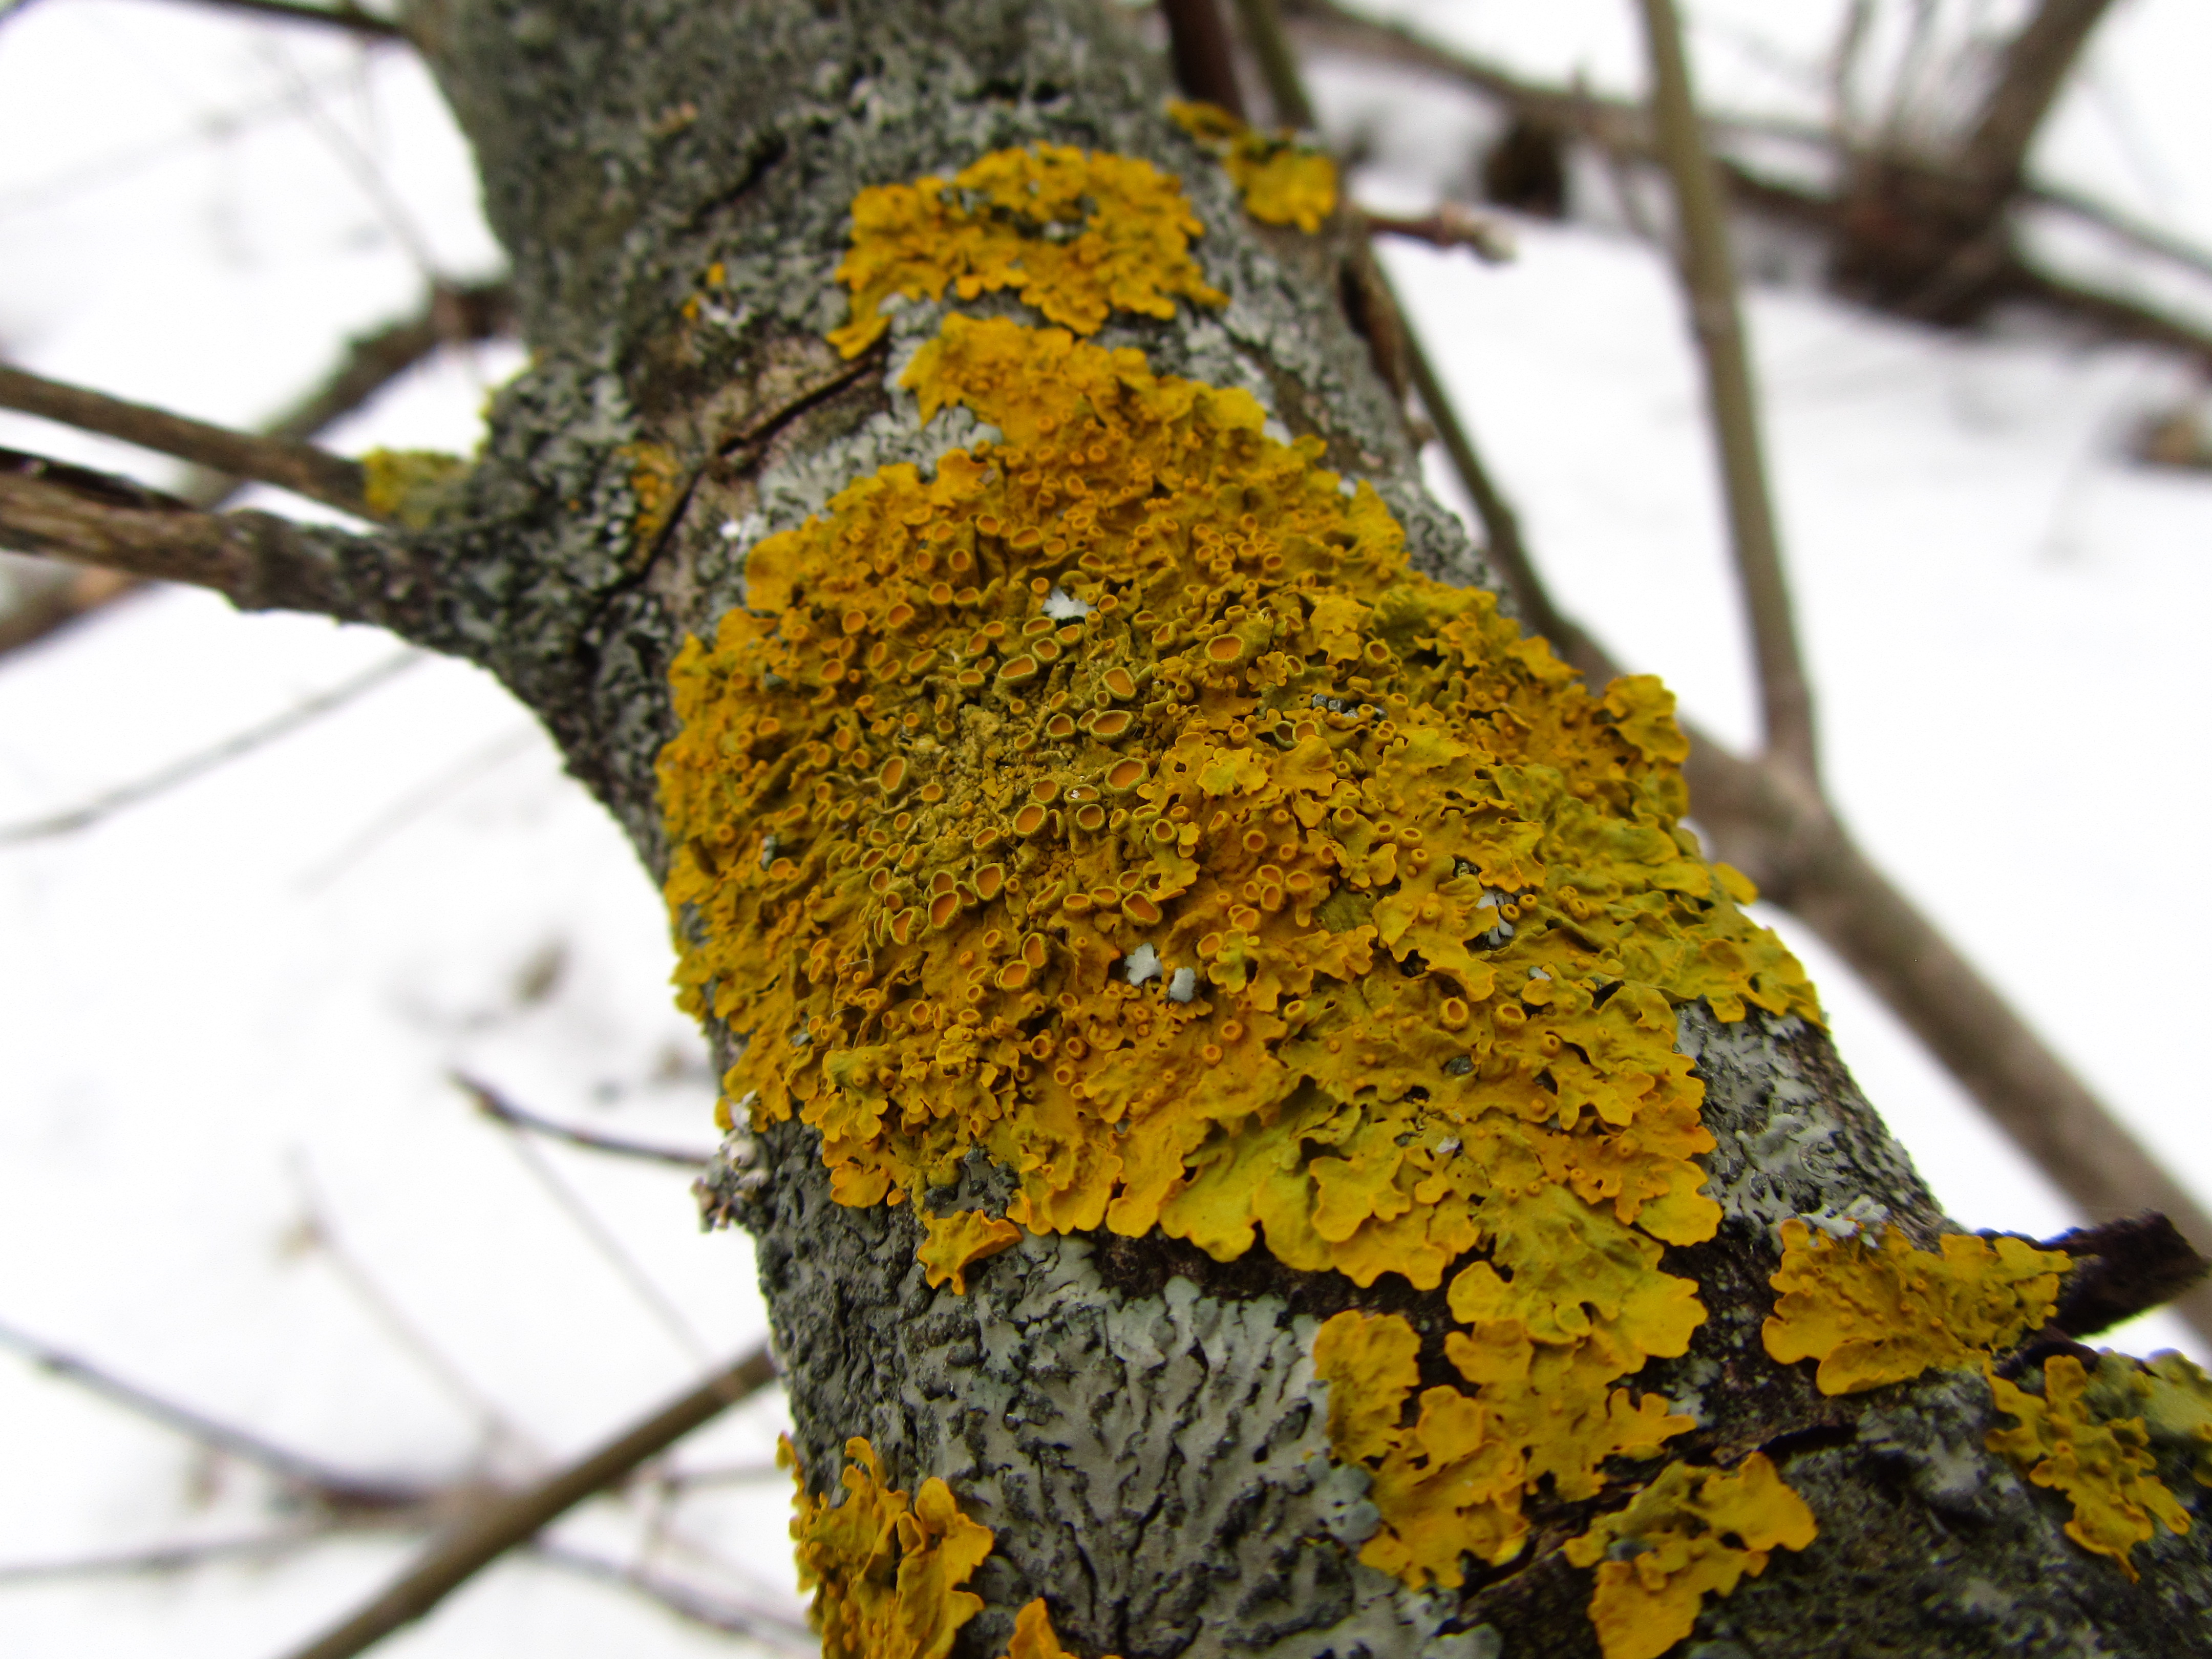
xmin=1637 ymin=0 xmax=1819 ymax=785
xmin=278 ymin=1345 xmax=778 ymax=1659
xmin=1230 ymin=0 xmax=1313 ymax=130
xmin=0 ymin=1317 xmax=422 ymax=1509
xmin=294 ymin=725 xmax=541 ymax=891
xmin=454 ymin=1074 xmax=713 ymax=1170
xmin=0 ymin=449 xmax=371 ymax=614
xmin=0 ymin=365 xmax=370 ymax=518
xmin=530 ymin=1542 xmax=815 ymax=1651
xmin=0 ymin=1528 xmax=340 ymax=1584
xmin=487 ymin=1110 xmax=715 ymax=1367
xmin=164 ymin=0 xmax=407 ymax=37
xmin=1362 ymin=203 xmax=1515 ymax=263
xmin=0 ymin=650 xmax=421 ymax=846
xmin=1161 ymin=0 xmax=1247 ymax=118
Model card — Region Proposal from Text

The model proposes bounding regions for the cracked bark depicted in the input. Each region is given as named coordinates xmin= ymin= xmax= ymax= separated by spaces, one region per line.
xmin=167 ymin=1 xmax=2212 ymax=1652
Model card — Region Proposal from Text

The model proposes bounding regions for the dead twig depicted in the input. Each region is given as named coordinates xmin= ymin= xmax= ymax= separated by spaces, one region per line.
xmin=453 ymin=1074 xmax=713 ymax=1171
xmin=278 ymin=1345 xmax=778 ymax=1659
xmin=0 ymin=365 xmax=371 ymax=518
xmin=0 ymin=1317 xmax=423 ymax=1512
xmin=163 ymin=0 xmax=407 ymax=38
xmin=1229 ymin=0 xmax=1313 ymax=130
xmin=1362 ymin=203 xmax=1515 ymax=263
xmin=0 ymin=1529 xmax=340 ymax=1584
xmin=530 ymin=1542 xmax=814 ymax=1651
xmin=0 ymin=650 xmax=421 ymax=846
xmin=1637 ymin=0 xmax=1819 ymax=786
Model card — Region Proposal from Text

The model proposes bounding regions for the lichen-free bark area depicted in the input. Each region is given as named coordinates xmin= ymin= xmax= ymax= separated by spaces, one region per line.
xmin=380 ymin=2 xmax=2212 ymax=1653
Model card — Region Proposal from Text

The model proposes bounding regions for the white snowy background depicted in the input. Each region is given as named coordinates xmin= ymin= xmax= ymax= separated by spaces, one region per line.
xmin=1 ymin=1 xmax=2208 ymax=1653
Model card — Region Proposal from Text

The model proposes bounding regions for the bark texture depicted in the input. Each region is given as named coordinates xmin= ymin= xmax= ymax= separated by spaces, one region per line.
xmin=345 ymin=2 xmax=2212 ymax=1653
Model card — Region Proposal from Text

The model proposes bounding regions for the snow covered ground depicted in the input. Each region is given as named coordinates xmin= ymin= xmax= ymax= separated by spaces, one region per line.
xmin=1 ymin=3 xmax=2208 ymax=1653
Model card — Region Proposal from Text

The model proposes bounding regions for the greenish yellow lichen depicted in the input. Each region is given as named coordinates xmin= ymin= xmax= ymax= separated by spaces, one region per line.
xmin=1167 ymin=100 xmax=1339 ymax=232
xmin=621 ymin=440 xmax=685 ymax=549
xmin=1562 ymin=1453 xmax=1817 ymax=1659
xmin=788 ymin=1436 xmax=995 ymax=1659
xmin=1762 ymin=1219 xmax=2069 ymax=1394
xmin=1987 ymin=1354 xmax=2193 ymax=1581
xmin=2132 ymin=1350 xmax=2212 ymax=1485
xmin=917 ymin=1207 xmax=1024 ymax=1293
xmin=827 ymin=145 xmax=1226 ymax=358
xmin=360 ymin=446 xmax=469 ymax=529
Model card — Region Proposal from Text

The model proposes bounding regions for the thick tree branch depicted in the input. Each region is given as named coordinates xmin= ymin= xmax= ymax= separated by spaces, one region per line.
xmin=0 ymin=450 xmax=369 ymax=615
xmin=1638 ymin=0 xmax=1819 ymax=785
xmin=280 ymin=1345 xmax=778 ymax=1659
xmin=0 ymin=364 xmax=370 ymax=518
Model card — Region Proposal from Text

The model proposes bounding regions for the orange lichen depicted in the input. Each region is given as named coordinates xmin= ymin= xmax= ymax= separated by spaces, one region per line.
xmin=621 ymin=440 xmax=685 ymax=549
xmin=827 ymin=145 xmax=1226 ymax=357
xmin=918 ymin=1207 xmax=1024 ymax=1293
xmin=1167 ymin=100 xmax=1339 ymax=232
xmin=1987 ymin=1354 xmax=2192 ymax=1581
xmin=788 ymin=1436 xmax=995 ymax=1659
xmin=1762 ymin=1219 xmax=2069 ymax=1394
xmin=999 ymin=1599 xmax=1121 ymax=1659
xmin=1562 ymin=1453 xmax=1816 ymax=1659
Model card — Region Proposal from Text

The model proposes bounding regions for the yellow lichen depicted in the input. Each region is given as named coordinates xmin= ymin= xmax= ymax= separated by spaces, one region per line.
xmin=1167 ymin=100 xmax=1338 ymax=233
xmin=917 ymin=1207 xmax=1024 ymax=1293
xmin=1987 ymin=1354 xmax=2193 ymax=1581
xmin=1762 ymin=1219 xmax=2069 ymax=1394
xmin=360 ymin=447 xmax=468 ymax=528
xmin=828 ymin=145 xmax=1226 ymax=357
xmin=1562 ymin=1453 xmax=1816 ymax=1659
xmin=622 ymin=440 xmax=685 ymax=549
xmin=999 ymin=1599 xmax=1121 ymax=1659
xmin=788 ymin=1436 xmax=995 ymax=1659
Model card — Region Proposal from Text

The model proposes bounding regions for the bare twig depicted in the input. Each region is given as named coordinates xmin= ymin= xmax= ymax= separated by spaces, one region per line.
xmin=0 ymin=365 xmax=370 ymax=517
xmin=1230 ymin=0 xmax=1313 ymax=130
xmin=279 ymin=1345 xmax=778 ymax=1659
xmin=165 ymin=0 xmax=407 ymax=37
xmin=0 ymin=449 xmax=370 ymax=613
xmin=0 ymin=1317 xmax=422 ymax=1510
xmin=0 ymin=1529 xmax=339 ymax=1584
xmin=530 ymin=1542 xmax=814 ymax=1651
xmin=1363 ymin=203 xmax=1515 ymax=263
xmin=1957 ymin=0 xmax=2120 ymax=195
xmin=1637 ymin=0 xmax=1819 ymax=786
xmin=0 ymin=558 xmax=134 ymax=656
xmin=294 ymin=725 xmax=541 ymax=891
xmin=0 ymin=650 xmax=421 ymax=846
xmin=454 ymin=1074 xmax=713 ymax=1171
xmin=1161 ymin=0 xmax=1247 ymax=118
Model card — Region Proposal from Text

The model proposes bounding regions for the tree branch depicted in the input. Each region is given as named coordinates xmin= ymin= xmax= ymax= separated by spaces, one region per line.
xmin=1161 ymin=0 xmax=1247 ymax=119
xmin=1637 ymin=0 xmax=1819 ymax=785
xmin=1362 ymin=203 xmax=1515 ymax=262
xmin=1957 ymin=0 xmax=2120 ymax=195
xmin=0 ymin=364 xmax=370 ymax=518
xmin=163 ymin=0 xmax=407 ymax=38
xmin=0 ymin=449 xmax=374 ymax=614
xmin=454 ymin=1073 xmax=713 ymax=1169
xmin=529 ymin=1543 xmax=815 ymax=1651
xmin=278 ymin=1345 xmax=778 ymax=1659
xmin=1229 ymin=0 xmax=1313 ymax=130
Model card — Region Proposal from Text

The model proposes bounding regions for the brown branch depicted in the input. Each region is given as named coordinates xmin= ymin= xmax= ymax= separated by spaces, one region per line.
xmin=453 ymin=1074 xmax=713 ymax=1170
xmin=163 ymin=0 xmax=406 ymax=38
xmin=0 ymin=449 xmax=369 ymax=614
xmin=1638 ymin=0 xmax=1820 ymax=785
xmin=1362 ymin=203 xmax=1515 ymax=263
xmin=2040 ymin=1215 xmax=2212 ymax=1340
xmin=0 ymin=364 xmax=369 ymax=517
xmin=0 ymin=650 xmax=420 ymax=845
xmin=1161 ymin=0 xmax=1247 ymax=119
xmin=278 ymin=1345 xmax=778 ymax=1659
xmin=1229 ymin=0 xmax=1312 ymax=130
xmin=0 ymin=558 xmax=134 ymax=655
xmin=1957 ymin=0 xmax=2120 ymax=196
xmin=0 ymin=1316 xmax=425 ymax=1512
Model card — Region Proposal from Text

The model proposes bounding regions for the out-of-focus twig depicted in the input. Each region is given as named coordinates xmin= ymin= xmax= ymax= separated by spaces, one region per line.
xmin=279 ymin=1345 xmax=778 ymax=1659
xmin=0 ymin=650 xmax=421 ymax=846
xmin=165 ymin=0 xmax=407 ymax=37
xmin=1229 ymin=0 xmax=1312 ymax=129
xmin=454 ymin=1073 xmax=713 ymax=1171
xmin=1161 ymin=0 xmax=1247 ymax=118
xmin=1363 ymin=203 xmax=1515 ymax=263
xmin=530 ymin=1542 xmax=815 ymax=1652
xmin=0 ymin=1529 xmax=339 ymax=1584
xmin=0 ymin=365 xmax=371 ymax=518
xmin=0 ymin=1317 xmax=422 ymax=1511
xmin=1637 ymin=0 xmax=1818 ymax=786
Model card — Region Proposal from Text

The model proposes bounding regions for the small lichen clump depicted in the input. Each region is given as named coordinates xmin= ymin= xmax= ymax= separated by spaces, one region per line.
xmin=788 ymin=1437 xmax=994 ymax=1659
xmin=1561 ymin=1454 xmax=1817 ymax=1659
xmin=359 ymin=446 xmax=468 ymax=528
xmin=1761 ymin=1218 xmax=2070 ymax=1394
xmin=1167 ymin=100 xmax=1339 ymax=232
xmin=1988 ymin=1353 xmax=2193 ymax=1580
xmin=827 ymin=144 xmax=1226 ymax=358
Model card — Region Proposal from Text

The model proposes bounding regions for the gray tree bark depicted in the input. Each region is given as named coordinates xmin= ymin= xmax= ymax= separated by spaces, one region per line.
xmin=263 ymin=1 xmax=2212 ymax=1654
